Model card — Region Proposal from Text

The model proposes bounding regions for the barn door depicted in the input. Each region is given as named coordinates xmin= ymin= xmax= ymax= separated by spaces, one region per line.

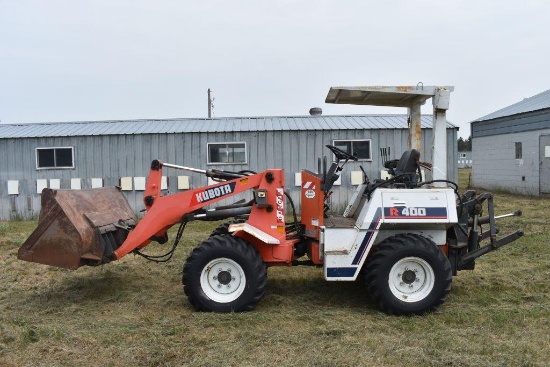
xmin=540 ymin=134 xmax=550 ymax=194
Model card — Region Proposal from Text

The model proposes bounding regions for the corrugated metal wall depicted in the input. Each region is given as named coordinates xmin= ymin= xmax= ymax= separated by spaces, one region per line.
xmin=0 ymin=128 xmax=457 ymax=220
xmin=472 ymin=109 xmax=550 ymax=138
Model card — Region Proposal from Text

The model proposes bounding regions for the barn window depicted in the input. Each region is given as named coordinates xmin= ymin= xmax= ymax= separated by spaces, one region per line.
xmin=459 ymin=153 xmax=467 ymax=158
xmin=207 ymin=142 xmax=247 ymax=164
xmin=515 ymin=142 xmax=522 ymax=159
xmin=332 ymin=139 xmax=372 ymax=161
xmin=36 ymin=147 xmax=74 ymax=169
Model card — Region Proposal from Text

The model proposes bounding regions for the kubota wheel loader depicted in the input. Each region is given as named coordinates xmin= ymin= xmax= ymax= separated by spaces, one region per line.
xmin=18 ymin=144 xmax=523 ymax=315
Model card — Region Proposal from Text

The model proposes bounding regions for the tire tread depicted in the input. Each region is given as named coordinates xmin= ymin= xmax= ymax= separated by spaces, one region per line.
xmin=364 ymin=233 xmax=452 ymax=315
xmin=182 ymin=235 xmax=266 ymax=312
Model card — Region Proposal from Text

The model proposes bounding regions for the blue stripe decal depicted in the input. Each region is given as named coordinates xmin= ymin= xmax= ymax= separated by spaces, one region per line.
xmin=327 ymin=267 xmax=356 ymax=278
xmin=351 ymin=207 xmax=382 ymax=265
xmin=350 ymin=206 xmax=448 ymax=267
xmin=426 ymin=207 xmax=448 ymax=216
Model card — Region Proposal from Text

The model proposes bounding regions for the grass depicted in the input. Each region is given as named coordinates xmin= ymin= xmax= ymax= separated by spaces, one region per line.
xmin=1 ymin=168 xmax=549 ymax=366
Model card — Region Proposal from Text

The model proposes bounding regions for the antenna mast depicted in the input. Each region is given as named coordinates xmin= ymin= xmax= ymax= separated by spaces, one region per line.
xmin=208 ymin=89 xmax=212 ymax=118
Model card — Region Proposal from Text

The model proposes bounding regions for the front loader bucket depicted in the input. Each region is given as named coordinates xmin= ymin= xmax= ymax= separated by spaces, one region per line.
xmin=18 ymin=187 xmax=136 ymax=270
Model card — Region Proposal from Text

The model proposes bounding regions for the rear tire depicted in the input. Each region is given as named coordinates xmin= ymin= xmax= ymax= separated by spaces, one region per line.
xmin=364 ymin=234 xmax=452 ymax=315
xmin=183 ymin=235 xmax=266 ymax=312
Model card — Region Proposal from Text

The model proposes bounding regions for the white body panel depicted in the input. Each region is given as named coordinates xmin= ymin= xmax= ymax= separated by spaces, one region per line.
xmin=323 ymin=188 xmax=457 ymax=281
xmin=323 ymin=228 xmax=358 ymax=254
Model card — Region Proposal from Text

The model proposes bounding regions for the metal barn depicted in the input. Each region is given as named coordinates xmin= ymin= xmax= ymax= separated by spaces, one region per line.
xmin=471 ymin=89 xmax=550 ymax=195
xmin=0 ymin=115 xmax=458 ymax=220
xmin=458 ymin=151 xmax=473 ymax=168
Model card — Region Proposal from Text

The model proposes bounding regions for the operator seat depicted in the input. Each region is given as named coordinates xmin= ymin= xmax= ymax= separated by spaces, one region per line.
xmin=365 ymin=149 xmax=422 ymax=198
xmin=393 ymin=149 xmax=420 ymax=176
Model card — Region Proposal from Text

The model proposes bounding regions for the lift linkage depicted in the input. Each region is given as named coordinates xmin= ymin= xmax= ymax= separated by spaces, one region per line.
xmin=450 ymin=191 xmax=523 ymax=272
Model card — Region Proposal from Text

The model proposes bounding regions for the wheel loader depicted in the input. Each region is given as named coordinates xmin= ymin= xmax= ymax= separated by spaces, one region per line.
xmin=18 ymin=144 xmax=523 ymax=315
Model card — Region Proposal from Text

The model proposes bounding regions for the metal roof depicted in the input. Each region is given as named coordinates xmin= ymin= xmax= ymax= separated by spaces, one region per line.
xmin=474 ymin=88 xmax=550 ymax=122
xmin=0 ymin=115 xmax=456 ymax=139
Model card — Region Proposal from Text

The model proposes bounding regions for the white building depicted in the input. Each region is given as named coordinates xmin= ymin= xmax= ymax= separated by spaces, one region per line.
xmin=471 ymin=89 xmax=550 ymax=195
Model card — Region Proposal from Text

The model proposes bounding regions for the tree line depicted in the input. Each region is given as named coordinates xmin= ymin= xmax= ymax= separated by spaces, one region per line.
xmin=458 ymin=136 xmax=471 ymax=151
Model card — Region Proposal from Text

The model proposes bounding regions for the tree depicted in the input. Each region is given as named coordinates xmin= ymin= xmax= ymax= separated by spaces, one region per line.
xmin=457 ymin=136 xmax=471 ymax=151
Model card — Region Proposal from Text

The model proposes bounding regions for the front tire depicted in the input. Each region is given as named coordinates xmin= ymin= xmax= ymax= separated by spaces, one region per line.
xmin=183 ymin=235 xmax=266 ymax=312
xmin=364 ymin=234 xmax=452 ymax=315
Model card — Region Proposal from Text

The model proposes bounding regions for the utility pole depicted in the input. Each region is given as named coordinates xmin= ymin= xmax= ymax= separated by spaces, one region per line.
xmin=208 ymin=88 xmax=212 ymax=118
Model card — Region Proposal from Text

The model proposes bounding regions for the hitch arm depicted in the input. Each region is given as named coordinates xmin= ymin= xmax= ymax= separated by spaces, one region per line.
xmin=460 ymin=193 xmax=524 ymax=267
xmin=459 ymin=229 xmax=524 ymax=266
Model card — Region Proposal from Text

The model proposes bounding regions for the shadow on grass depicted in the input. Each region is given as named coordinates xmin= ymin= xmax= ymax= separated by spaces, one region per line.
xmin=13 ymin=270 xmax=141 ymax=310
xmin=12 ymin=265 xmax=378 ymax=315
xmin=263 ymin=274 xmax=378 ymax=313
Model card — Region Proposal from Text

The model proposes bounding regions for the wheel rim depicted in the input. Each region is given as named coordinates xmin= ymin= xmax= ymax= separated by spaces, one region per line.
xmin=388 ymin=257 xmax=435 ymax=303
xmin=200 ymin=258 xmax=246 ymax=303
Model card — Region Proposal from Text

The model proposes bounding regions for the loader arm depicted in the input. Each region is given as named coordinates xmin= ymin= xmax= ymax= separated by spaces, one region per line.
xmin=18 ymin=159 xmax=287 ymax=269
xmin=113 ymin=161 xmax=267 ymax=260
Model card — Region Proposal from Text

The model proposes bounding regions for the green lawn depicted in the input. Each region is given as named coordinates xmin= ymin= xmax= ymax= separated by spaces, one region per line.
xmin=0 ymin=169 xmax=548 ymax=366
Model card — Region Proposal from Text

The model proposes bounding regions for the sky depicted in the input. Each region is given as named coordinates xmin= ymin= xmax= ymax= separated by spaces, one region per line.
xmin=1 ymin=0 xmax=549 ymax=138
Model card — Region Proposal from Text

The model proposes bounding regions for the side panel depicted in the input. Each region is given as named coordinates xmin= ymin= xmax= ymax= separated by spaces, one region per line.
xmin=324 ymin=188 xmax=457 ymax=281
xmin=324 ymin=193 xmax=384 ymax=280
xmin=373 ymin=229 xmax=447 ymax=249
xmin=323 ymin=227 xmax=359 ymax=254
xmin=300 ymin=170 xmax=324 ymax=239
xmin=380 ymin=189 xmax=458 ymax=225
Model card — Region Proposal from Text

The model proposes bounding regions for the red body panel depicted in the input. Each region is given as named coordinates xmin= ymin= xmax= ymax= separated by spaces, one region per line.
xmin=300 ymin=170 xmax=324 ymax=240
xmin=233 ymin=170 xmax=297 ymax=265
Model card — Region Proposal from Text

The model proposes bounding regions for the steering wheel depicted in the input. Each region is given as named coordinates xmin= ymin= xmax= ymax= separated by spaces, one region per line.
xmin=326 ymin=144 xmax=359 ymax=161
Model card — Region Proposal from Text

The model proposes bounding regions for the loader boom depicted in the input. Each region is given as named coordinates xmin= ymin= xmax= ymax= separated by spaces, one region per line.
xmin=19 ymin=159 xmax=295 ymax=268
xmin=114 ymin=161 xmax=294 ymax=264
